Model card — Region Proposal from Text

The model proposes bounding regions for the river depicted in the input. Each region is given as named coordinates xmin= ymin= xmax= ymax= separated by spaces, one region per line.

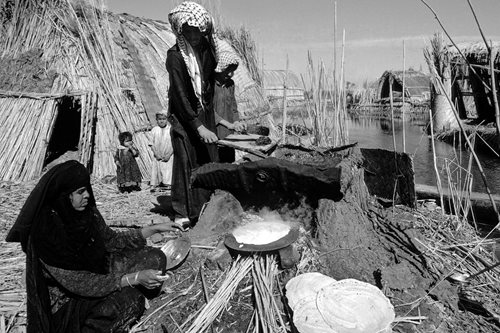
xmin=347 ymin=115 xmax=500 ymax=195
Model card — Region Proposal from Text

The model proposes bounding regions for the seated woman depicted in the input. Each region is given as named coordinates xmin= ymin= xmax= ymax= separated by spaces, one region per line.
xmin=6 ymin=160 xmax=182 ymax=333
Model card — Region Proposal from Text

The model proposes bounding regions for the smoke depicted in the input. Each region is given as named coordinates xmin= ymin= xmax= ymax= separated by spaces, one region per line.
xmin=245 ymin=196 xmax=315 ymax=230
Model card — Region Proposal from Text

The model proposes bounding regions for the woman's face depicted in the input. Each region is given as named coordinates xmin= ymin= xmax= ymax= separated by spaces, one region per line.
xmin=70 ymin=186 xmax=90 ymax=211
xmin=182 ymin=24 xmax=203 ymax=47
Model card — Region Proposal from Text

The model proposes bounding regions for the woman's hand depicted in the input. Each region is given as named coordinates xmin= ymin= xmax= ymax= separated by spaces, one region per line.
xmin=154 ymin=222 xmax=184 ymax=233
xmin=197 ymin=126 xmax=218 ymax=144
xmin=135 ymin=270 xmax=163 ymax=289
xmin=141 ymin=222 xmax=183 ymax=238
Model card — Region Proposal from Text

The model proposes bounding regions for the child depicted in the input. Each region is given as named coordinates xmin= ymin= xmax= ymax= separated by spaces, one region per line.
xmin=115 ymin=131 xmax=142 ymax=193
xmin=149 ymin=110 xmax=174 ymax=191
xmin=213 ymin=51 xmax=247 ymax=162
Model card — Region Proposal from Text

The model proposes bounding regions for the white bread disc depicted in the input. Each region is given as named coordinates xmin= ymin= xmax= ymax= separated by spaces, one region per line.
xmin=316 ymin=279 xmax=395 ymax=333
xmin=285 ymin=272 xmax=336 ymax=311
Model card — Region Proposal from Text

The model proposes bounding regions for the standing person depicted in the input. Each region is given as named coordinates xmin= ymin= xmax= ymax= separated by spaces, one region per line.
xmin=5 ymin=161 xmax=182 ymax=333
xmin=149 ymin=109 xmax=174 ymax=191
xmin=115 ymin=131 xmax=142 ymax=193
xmin=213 ymin=51 xmax=247 ymax=162
xmin=166 ymin=2 xmax=219 ymax=228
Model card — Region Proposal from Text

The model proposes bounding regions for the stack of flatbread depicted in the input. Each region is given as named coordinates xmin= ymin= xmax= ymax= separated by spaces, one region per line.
xmin=286 ymin=273 xmax=395 ymax=333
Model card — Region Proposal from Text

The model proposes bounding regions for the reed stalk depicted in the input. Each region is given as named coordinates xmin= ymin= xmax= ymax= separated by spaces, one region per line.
xmin=428 ymin=107 xmax=444 ymax=214
xmin=402 ymin=40 xmax=406 ymax=153
xmin=489 ymin=44 xmax=500 ymax=150
xmin=333 ymin=0 xmax=337 ymax=110
xmin=281 ymin=55 xmax=289 ymax=144
xmin=389 ymin=77 xmax=397 ymax=152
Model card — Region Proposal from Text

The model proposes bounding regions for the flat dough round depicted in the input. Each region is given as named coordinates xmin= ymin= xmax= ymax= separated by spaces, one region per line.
xmin=232 ymin=221 xmax=291 ymax=245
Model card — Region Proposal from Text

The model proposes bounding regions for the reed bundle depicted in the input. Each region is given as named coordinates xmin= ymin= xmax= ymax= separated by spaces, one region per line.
xmin=249 ymin=255 xmax=286 ymax=333
xmin=184 ymin=257 xmax=253 ymax=333
xmin=218 ymin=26 xmax=262 ymax=86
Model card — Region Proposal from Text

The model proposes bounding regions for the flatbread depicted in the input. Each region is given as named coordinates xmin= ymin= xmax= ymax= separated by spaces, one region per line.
xmin=232 ymin=221 xmax=291 ymax=245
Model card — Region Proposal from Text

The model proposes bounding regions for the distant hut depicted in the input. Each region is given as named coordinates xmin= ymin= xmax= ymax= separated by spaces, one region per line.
xmin=0 ymin=1 xmax=268 ymax=182
xmin=447 ymin=41 xmax=500 ymax=122
xmin=263 ymin=70 xmax=305 ymax=103
xmin=377 ymin=70 xmax=431 ymax=105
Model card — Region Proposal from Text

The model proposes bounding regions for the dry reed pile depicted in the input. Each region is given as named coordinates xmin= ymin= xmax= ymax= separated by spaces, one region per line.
xmin=407 ymin=202 xmax=500 ymax=324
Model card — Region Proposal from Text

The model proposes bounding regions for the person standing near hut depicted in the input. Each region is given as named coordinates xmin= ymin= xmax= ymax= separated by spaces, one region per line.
xmin=213 ymin=51 xmax=247 ymax=163
xmin=166 ymin=2 xmax=219 ymax=228
xmin=149 ymin=109 xmax=174 ymax=191
xmin=115 ymin=131 xmax=142 ymax=193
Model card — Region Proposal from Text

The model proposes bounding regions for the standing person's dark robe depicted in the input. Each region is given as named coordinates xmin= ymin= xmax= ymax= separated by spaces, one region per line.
xmin=166 ymin=37 xmax=218 ymax=224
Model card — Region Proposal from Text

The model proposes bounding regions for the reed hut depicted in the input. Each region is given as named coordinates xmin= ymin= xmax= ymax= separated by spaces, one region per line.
xmin=447 ymin=42 xmax=500 ymax=122
xmin=376 ymin=70 xmax=431 ymax=105
xmin=0 ymin=0 xmax=268 ymax=182
xmin=263 ymin=70 xmax=305 ymax=103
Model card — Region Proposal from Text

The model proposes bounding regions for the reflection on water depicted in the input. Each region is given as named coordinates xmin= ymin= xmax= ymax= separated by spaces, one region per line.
xmin=348 ymin=115 xmax=500 ymax=195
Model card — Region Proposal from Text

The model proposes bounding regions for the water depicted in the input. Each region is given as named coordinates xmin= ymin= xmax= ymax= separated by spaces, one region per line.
xmin=347 ymin=115 xmax=500 ymax=195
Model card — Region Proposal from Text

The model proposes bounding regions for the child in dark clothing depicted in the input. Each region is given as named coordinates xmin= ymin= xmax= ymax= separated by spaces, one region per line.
xmin=115 ymin=131 xmax=142 ymax=193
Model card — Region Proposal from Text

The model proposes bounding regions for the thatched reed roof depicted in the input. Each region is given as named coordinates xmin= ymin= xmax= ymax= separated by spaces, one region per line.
xmin=0 ymin=1 xmax=268 ymax=182
xmin=448 ymin=41 xmax=500 ymax=64
xmin=377 ymin=70 xmax=430 ymax=99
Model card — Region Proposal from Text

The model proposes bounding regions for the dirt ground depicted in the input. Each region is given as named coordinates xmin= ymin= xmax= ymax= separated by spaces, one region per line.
xmin=1 ymin=149 xmax=500 ymax=332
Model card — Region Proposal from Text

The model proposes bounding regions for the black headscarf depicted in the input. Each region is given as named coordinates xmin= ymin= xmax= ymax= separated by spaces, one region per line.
xmin=6 ymin=161 xmax=109 ymax=333
xmin=7 ymin=160 xmax=107 ymax=273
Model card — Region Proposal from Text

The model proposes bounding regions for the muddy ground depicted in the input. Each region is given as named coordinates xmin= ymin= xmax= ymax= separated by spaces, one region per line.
xmin=1 ymin=147 xmax=499 ymax=332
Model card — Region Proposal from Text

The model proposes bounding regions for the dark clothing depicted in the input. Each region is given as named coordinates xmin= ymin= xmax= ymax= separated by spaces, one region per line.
xmin=166 ymin=40 xmax=218 ymax=222
xmin=50 ymin=285 xmax=144 ymax=333
xmin=44 ymin=247 xmax=165 ymax=333
xmin=214 ymin=79 xmax=238 ymax=140
xmin=214 ymin=79 xmax=239 ymax=163
xmin=114 ymin=147 xmax=142 ymax=191
xmin=6 ymin=161 xmax=165 ymax=333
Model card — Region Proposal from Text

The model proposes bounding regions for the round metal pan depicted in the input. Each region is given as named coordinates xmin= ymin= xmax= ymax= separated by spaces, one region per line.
xmin=224 ymin=224 xmax=299 ymax=253
xmin=161 ymin=236 xmax=191 ymax=270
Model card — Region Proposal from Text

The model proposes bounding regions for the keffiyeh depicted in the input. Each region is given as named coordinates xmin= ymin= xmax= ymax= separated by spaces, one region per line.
xmin=168 ymin=1 xmax=212 ymax=37
xmin=169 ymin=2 xmax=216 ymax=108
xmin=215 ymin=50 xmax=239 ymax=73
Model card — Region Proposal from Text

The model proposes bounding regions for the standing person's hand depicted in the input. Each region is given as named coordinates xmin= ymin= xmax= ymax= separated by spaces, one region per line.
xmin=232 ymin=121 xmax=247 ymax=133
xmin=197 ymin=126 xmax=218 ymax=144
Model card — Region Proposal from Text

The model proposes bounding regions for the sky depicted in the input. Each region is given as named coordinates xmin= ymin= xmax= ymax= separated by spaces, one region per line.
xmin=104 ymin=0 xmax=500 ymax=86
